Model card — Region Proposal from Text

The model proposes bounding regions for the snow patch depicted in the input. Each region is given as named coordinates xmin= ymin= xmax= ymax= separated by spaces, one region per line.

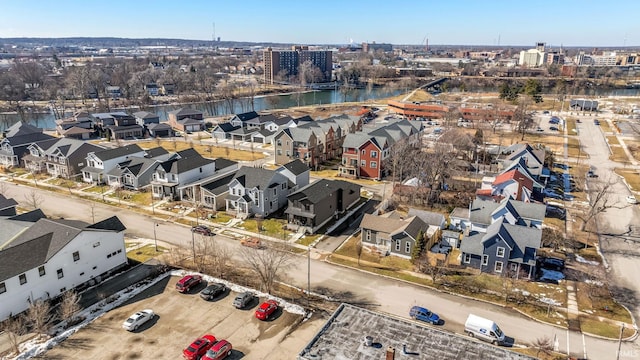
xmin=539 ymin=297 xmax=562 ymax=306
xmin=585 ymin=279 xmax=604 ymax=286
xmin=575 ymin=255 xmax=599 ymax=266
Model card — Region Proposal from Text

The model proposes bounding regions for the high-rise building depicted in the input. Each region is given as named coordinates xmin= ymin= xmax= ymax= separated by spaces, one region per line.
xmin=263 ymin=47 xmax=332 ymax=84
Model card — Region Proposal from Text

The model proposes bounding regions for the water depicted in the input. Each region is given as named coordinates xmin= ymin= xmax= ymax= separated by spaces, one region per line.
xmin=0 ymin=86 xmax=405 ymax=131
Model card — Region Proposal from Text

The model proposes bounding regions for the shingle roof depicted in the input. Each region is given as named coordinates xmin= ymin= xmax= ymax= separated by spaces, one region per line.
xmin=147 ymin=122 xmax=172 ymax=130
xmin=158 ymin=148 xmax=214 ymax=174
xmin=2 ymin=132 xmax=55 ymax=147
xmin=93 ymin=144 xmax=144 ymax=161
xmin=214 ymin=123 xmax=240 ymax=132
xmin=201 ymin=172 xmax=237 ymax=195
xmin=407 ymin=208 xmax=445 ymax=227
xmin=4 ymin=121 xmax=43 ymax=137
xmin=233 ymin=111 xmax=259 ymax=122
xmin=145 ymin=147 xmax=169 ymax=158
xmin=231 ymin=166 xmax=280 ymax=190
xmin=214 ymin=158 xmax=238 ymax=171
xmin=288 ymin=179 xmax=360 ymax=204
xmin=177 ymin=117 xmax=204 ymax=125
xmin=280 ymin=159 xmax=310 ymax=176
xmin=168 ymin=108 xmax=203 ymax=117
xmin=133 ymin=111 xmax=159 ymax=119
xmin=0 ymin=194 xmax=19 ymax=211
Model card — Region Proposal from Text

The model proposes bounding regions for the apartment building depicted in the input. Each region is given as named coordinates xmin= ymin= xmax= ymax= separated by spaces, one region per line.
xmin=263 ymin=46 xmax=332 ymax=84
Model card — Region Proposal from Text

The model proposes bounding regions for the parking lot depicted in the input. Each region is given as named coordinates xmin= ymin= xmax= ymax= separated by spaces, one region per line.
xmin=35 ymin=275 xmax=322 ymax=360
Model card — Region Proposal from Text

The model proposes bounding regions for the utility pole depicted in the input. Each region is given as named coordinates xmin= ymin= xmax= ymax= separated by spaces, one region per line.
xmin=153 ymin=222 xmax=159 ymax=252
xmin=307 ymin=245 xmax=311 ymax=308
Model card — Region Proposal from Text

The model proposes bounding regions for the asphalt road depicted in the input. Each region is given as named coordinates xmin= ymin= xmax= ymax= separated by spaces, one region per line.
xmin=3 ymin=119 xmax=640 ymax=359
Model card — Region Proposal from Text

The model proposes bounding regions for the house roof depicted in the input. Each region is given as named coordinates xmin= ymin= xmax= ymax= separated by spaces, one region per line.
xmin=450 ymin=207 xmax=469 ymax=220
xmin=1 ymin=132 xmax=55 ymax=147
xmin=214 ymin=123 xmax=240 ymax=132
xmin=168 ymin=108 xmax=203 ymax=117
xmin=61 ymin=126 xmax=93 ymax=135
xmin=201 ymin=172 xmax=237 ymax=195
xmin=0 ymin=194 xmax=18 ymax=211
xmin=231 ymin=166 xmax=280 ymax=190
xmin=459 ymin=231 xmax=486 ymax=255
xmin=4 ymin=121 xmax=43 ymax=137
xmin=360 ymin=212 xmax=427 ymax=239
xmin=158 ymin=148 xmax=214 ymax=174
xmin=280 ymin=159 xmax=310 ymax=176
xmin=44 ymin=138 xmax=103 ymax=157
xmin=232 ymin=111 xmax=259 ymax=122
xmin=147 ymin=122 xmax=172 ymax=130
xmin=133 ymin=111 xmax=159 ymax=119
xmin=0 ymin=216 xmax=126 ymax=282
xmin=214 ymin=158 xmax=238 ymax=171
xmin=145 ymin=146 xmax=169 ymax=158
xmin=177 ymin=117 xmax=204 ymax=125
xmin=288 ymin=179 xmax=361 ymax=204
xmin=482 ymin=222 xmax=541 ymax=265
xmin=92 ymin=144 xmax=144 ymax=161
xmin=407 ymin=208 xmax=445 ymax=227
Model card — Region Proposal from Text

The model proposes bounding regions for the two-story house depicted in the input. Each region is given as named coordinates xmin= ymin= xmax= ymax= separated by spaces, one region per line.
xmin=274 ymin=127 xmax=321 ymax=168
xmin=360 ymin=212 xmax=429 ymax=259
xmin=150 ymin=148 xmax=216 ymax=200
xmin=467 ymin=198 xmax=546 ymax=234
xmin=23 ymin=138 xmax=105 ymax=179
xmin=133 ymin=111 xmax=160 ymax=126
xmin=225 ymin=166 xmax=289 ymax=218
xmin=82 ymin=144 xmax=146 ymax=184
xmin=286 ymin=179 xmax=361 ymax=234
xmin=55 ymin=111 xmax=95 ymax=140
xmin=498 ymin=143 xmax=546 ymax=178
xmin=276 ymin=159 xmax=310 ymax=192
xmin=105 ymin=147 xmax=176 ymax=190
xmin=104 ymin=112 xmax=145 ymax=140
xmin=0 ymin=208 xmax=127 ymax=322
xmin=167 ymin=108 xmax=204 ymax=133
xmin=0 ymin=121 xmax=55 ymax=167
xmin=476 ymin=168 xmax=534 ymax=202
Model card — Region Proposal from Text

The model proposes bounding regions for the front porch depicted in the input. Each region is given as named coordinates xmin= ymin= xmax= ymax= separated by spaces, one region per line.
xmin=225 ymin=195 xmax=250 ymax=219
xmin=151 ymin=181 xmax=179 ymax=200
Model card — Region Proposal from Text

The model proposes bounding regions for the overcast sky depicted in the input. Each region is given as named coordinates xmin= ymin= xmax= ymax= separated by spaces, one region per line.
xmin=0 ymin=0 xmax=637 ymax=47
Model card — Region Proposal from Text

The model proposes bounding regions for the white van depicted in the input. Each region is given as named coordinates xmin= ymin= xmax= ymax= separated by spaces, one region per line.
xmin=464 ymin=314 xmax=505 ymax=345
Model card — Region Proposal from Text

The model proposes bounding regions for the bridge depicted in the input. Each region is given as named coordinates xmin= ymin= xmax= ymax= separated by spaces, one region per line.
xmin=419 ymin=77 xmax=448 ymax=90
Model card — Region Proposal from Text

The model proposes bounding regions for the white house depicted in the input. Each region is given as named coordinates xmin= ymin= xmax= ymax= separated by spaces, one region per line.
xmin=0 ymin=212 xmax=127 ymax=321
xmin=226 ymin=166 xmax=289 ymax=218
xmin=82 ymin=144 xmax=146 ymax=184
xmin=150 ymin=148 xmax=216 ymax=200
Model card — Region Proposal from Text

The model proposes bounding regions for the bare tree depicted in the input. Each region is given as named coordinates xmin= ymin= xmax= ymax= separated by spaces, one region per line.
xmin=24 ymin=189 xmax=43 ymax=210
xmin=542 ymin=227 xmax=566 ymax=251
xmin=26 ymin=299 xmax=52 ymax=337
xmin=240 ymin=242 xmax=294 ymax=294
xmin=1 ymin=315 xmax=26 ymax=355
xmin=209 ymin=241 xmax=232 ymax=278
xmin=58 ymin=290 xmax=82 ymax=325
xmin=576 ymin=177 xmax=623 ymax=232
xmin=416 ymin=255 xmax=446 ymax=287
xmin=532 ymin=336 xmax=554 ymax=357
xmin=194 ymin=235 xmax=213 ymax=272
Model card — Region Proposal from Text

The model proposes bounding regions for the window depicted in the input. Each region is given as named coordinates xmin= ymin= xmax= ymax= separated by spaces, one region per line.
xmin=482 ymin=255 xmax=489 ymax=265
xmin=19 ymin=274 xmax=27 ymax=285
xmin=277 ymin=139 xmax=282 ymax=146
xmin=371 ymin=150 xmax=377 ymax=158
xmin=281 ymin=183 xmax=286 ymax=190
xmin=361 ymin=160 xmax=366 ymax=166
xmin=38 ymin=266 xmax=46 ymax=277
xmin=286 ymin=150 xmax=291 ymax=156
xmin=496 ymin=247 xmax=505 ymax=257
xmin=464 ymin=254 xmax=471 ymax=263
xmin=57 ymin=269 xmax=64 ymax=279
xmin=370 ymin=161 xmax=377 ymax=168
xmin=511 ymin=263 xmax=518 ymax=272
xmin=395 ymin=241 xmax=401 ymax=251
xmin=277 ymin=150 xmax=282 ymax=155
xmin=361 ymin=149 xmax=366 ymax=155
xmin=405 ymin=242 xmax=411 ymax=253
xmin=365 ymin=230 xmax=371 ymax=242
xmin=80 ymin=272 xmax=84 ymax=276
xmin=495 ymin=261 xmax=503 ymax=273
xmin=0 ymin=282 xmax=5 ymax=294
xmin=60 ymin=287 xmax=66 ymax=293
xmin=73 ymin=251 xmax=80 ymax=262
xmin=107 ymin=253 xmax=112 ymax=258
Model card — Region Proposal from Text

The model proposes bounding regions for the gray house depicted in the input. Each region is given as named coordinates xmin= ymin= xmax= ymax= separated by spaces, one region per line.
xmin=286 ymin=179 xmax=361 ymax=234
xmin=225 ymin=166 xmax=289 ymax=218
xmin=276 ymin=159 xmax=310 ymax=191
xmin=133 ymin=111 xmax=160 ymax=126
xmin=460 ymin=221 xmax=541 ymax=279
xmin=359 ymin=212 xmax=428 ymax=259
xmin=469 ymin=198 xmax=545 ymax=233
xmin=0 ymin=121 xmax=55 ymax=167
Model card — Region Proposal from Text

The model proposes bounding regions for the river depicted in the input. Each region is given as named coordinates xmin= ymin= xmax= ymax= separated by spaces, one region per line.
xmin=0 ymin=86 xmax=405 ymax=131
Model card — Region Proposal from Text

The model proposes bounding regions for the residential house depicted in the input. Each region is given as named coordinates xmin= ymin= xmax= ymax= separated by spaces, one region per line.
xmin=276 ymin=159 xmax=310 ymax=191
xmin=178 ymin=157 xmax=239 ymax=204
xmin=499 ymin=143 xmax=546 ymax=178
xmin=150 ymin=148 xmax=216 ymax=200
xmin=147 ymin=123 xmax=174 ymax=138
xmin=228 ymin=111 xmax=259 ymax=128
xmin=359 ymin=212 xmax=429 ymax=259
xmin=0 ymin=121 xmax=55 ymax=167
xmin=133 ymin=111 xmax=160 ymax=126
xmin=92 ymin=112 xmax=144 ymax=140
xmin=105 ymin=147 xmax=175 ymax=190
xmin=167 ymin=108 xmax=204 ymax=133
xmin=449 ymin=207 xmax=472 ymax=234
xmin=460 ymin=221 xmax=541 ymax=279
xmin=211 ymin=122 xmax=240 ymax=140
xmin=82 ymin=144 xmax=146 ymax=184
xmin=274 ymin=127 xmax=320 ymax=168
xmin=23 ymin=138 xmax=104 ymax=179
xmin=105 ymin=86 xmax=121 ymax=99
xmin=144 ymin=83 xmax=159 ymax=96
xmin=339 ymin=119 xmax=423 ymax=180
xmin=407 ymin=208 xmax=447 ymax=229
xmin=0 ymin=210 xmax=127 ymax=322
xmin=0 ymin=194 xmax=18 ymax=216
xmin=200 ymin=171 xmax=238 ymax=211
xmin=56 ymin=111 xmax=95 ymax=140
xmin=225 ymin=166 xmax=289 ymax=218
xmin=286 ymin=179 xmax=361 ymax=234
xmin=468 ymin=197 xmax=545 ymax=233
xmin=476 ymin=168 xmax=534 ymax=202
xmin=160 ymin=83 xmax=175 ymax=96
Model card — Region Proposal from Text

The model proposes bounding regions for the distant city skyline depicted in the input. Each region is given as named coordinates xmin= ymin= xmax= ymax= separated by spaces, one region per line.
xmin=0 ymin=0 xmax=638 ymax=47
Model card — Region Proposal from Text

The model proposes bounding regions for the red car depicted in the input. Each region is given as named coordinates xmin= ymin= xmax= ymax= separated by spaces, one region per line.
xmin=176 ymin=274 xmax=202 ymax=293
xmin=255 ymin=299 xmax=278 ymax=321
xmin=183 ymin=334 xmax=217 ymax=360
xmin=202 ymin=339 xmax=232 ymax=360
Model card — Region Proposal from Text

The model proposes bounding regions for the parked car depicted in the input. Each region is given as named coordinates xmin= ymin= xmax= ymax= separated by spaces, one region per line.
xmin=192 ymin=225 xmax=214 ymax=236
xmin=200 ymin=283 xmax=227 ymax=300
xmin=539 ymin=257 xmax=565 ymax=271
xmin=409 ymin=306 xmax=440 ymax=325
xmin=535 ymin=127 xmax=544 ymax=132
xmin=122 ymin=309 xmax=154 ymax=331
xmin=626 ymin=195 xmax=638 ymax=204
xmin=202 ymin=339 xmax=232 ymax=360
xmin=233 ymin=291 xmax=254 ymax=309
xmin=549 ymin=126 xmax=559 ymax=131
xmin=465 ymin=314 xmax=505 ymax=345
xmin=594 ymin=119 xmax=600 ymax=125
xmin=183 ymin=334 xmax=217 ymax=360
xmin=542 ymin=110 xmax=550 ymax=114
xmin=176 ymin=274 xmax=202 ymax=293
xmin=255 ymin=299 xmax=278 ymax=320
xmin=240 ymin=237 xmax=263 ymax=249
xmin=586 ymin=170 xmax=598 ymax=178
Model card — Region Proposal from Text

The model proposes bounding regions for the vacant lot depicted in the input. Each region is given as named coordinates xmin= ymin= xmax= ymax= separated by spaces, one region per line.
xmin=35 ymin=276 xmax=323 ymax=360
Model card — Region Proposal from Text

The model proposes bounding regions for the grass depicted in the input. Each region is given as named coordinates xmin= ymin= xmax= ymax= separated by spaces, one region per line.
xmin=126 ymin=244 xmax=166 ymax=263
xmin=575 ymin=282 xmax=632 ymax=323
xmin=599 ymin=121 xmax=612 ymax=133
xmin=609 ymin=146 xmax=630 ymax=163
xmin=329 ymin=255 xmax=433 ymax=286
xmin=579 ymin=317 xmax=635 ymax=339
xmin=544 ymin=217 xmax=565 ymax=231
xmin=615 ymin=168 xmax=640 ymax=191
xmin=236 ymin=218 xmax=291 ymax=239
xmin=296 ymin=234 xmax=322 ymax=246
xmin=140 ymin=140 xmax=265 ymax=162
xmin=83 ymin=185 xmax=108 ymax=194
xmin=45 ymin=178 xmax=85 ymax=189
xmin=606 ymin=136 xmax=620 ymax=146
xmin=209 ymin=212 xmax=234 ymax=224
xmin=567 ymin=137 xmax=581 ymax=158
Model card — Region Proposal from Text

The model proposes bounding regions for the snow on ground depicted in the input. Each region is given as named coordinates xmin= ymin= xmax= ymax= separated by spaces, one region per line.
xmin=539 ymin=297 xmax=563 ymax=306
xmin=585 ymin=279 xmax=604 ymax=286
xmin=575 ymin=255 xmax=599 ymax=266
xmin=7 ymin=270 xmax=306 ymax=360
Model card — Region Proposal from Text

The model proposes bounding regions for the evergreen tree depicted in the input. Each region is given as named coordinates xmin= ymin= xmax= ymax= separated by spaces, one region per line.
xmin=411 ymin=230 xmax=425 ymax=262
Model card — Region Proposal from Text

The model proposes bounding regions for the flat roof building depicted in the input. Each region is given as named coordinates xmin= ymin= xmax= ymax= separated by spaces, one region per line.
xmin=264 ymin=47 xmax=332 ymax=85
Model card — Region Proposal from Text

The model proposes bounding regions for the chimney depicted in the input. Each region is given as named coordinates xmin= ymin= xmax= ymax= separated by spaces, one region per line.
xmin=386 ymin=346 xmax=395 ymax=360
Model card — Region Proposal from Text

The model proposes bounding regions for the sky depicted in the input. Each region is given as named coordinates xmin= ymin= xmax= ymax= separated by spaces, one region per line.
xmin=0 ymin=0 xmax=638 ymax=47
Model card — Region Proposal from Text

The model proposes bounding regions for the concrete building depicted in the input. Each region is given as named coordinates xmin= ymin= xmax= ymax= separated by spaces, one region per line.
xmin=518 ymin=43 xmax=546 ymax=68
xmin=263 ymin=47 xmax=332 ymax=84
xmin=362 ymin=42 xmax=393 ymax=53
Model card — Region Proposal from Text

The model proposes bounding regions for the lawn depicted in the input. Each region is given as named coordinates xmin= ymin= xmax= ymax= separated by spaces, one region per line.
xmin=615 ymin=168 xmax=640 ymax=191
xmin=606 ymin=136 xmax=620 ymax=146
xmin=567 ymin=137 xmax=581 ymax=158
xmin=335 ymin=234 xmax=415 ymax=271
xmin=609 ymin=146 xmax=630 ymax=163
xmin=45 ymin=178 xmax=85 ymax=189
xmin=579 ymin=317 xmax=635 ymax=339
xmin=83 ymin=185 xmax=109 ymax=194
xmin=126 ymin=244 xmax=167 ymax=263
xmin=236 ymin=218 xmax=291 ymax=239
xmin=140 ymin=140 xmax=265 ymax=162
xmin=576 ymin=282 xmax=632 ymax=324
xmin=296 ymin=234 xmax=322 ymax=246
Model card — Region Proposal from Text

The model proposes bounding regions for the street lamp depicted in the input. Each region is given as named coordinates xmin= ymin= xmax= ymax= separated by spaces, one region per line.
xmin=153 ymin=222 xmax=159 ymax=252
xmin=307 ymin=244 xmax=311 ymax=308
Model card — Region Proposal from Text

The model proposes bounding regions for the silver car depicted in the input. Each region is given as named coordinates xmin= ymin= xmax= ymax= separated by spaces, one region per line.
xmin=233 ymin=291 xmax=254 ymax=309
xmin=122 ymin=309 xmax=154 ymax=331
